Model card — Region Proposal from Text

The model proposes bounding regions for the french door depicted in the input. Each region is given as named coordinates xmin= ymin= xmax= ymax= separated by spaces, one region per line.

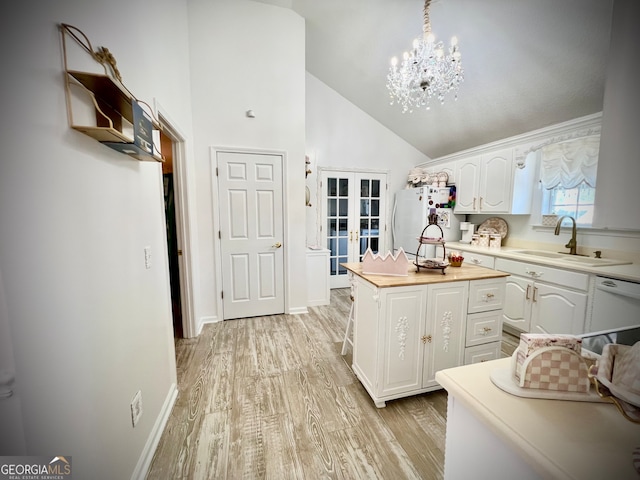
xmin=320 ymin=170 xmax=387 ymax=288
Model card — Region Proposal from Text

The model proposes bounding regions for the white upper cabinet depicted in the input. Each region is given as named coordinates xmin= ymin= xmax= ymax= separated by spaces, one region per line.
xmin=455 ymin=155 xmax=481 ymax=212
xmin=479 ymin=150 xmax=513 ymax=212
xmin=454 ymin=148 xmax=534 ymax=215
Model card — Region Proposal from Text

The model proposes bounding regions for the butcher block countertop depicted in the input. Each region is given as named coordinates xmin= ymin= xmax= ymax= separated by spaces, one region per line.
xmin=341 ymin=262 xmax=509 ymax=288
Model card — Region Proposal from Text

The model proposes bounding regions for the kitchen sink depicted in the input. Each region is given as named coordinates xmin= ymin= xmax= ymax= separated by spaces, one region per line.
xmin=512 ymin=250 xmax=631 ymax=267
xmin=558 ymin=256 xmax=632 ymax=267
xmin=513 ymin=250 xmax=563 ymax=259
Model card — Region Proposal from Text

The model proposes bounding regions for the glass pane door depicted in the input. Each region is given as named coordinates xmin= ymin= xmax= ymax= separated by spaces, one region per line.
xmin=320 ymin=170 xmax=387 ymax=289
xmin=357 ymin=177 xmax=382 ymax=261
xmin=325 ymin=175 xmax=351 ymax=282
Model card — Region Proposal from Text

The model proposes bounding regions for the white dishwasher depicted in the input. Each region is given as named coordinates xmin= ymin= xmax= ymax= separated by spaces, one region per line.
xmin=591 ymin=276 xmax=640 ymax=332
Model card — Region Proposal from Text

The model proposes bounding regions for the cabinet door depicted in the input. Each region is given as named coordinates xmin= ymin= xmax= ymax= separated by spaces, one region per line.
xmin=530 ymin=283 xmax=588 ymax=334
xmin=321 ymin=170 xmax=387 ymax=288
xmin=479 ymin=149 xmax=513 ymax=213
xmin=502 ymin=275 xmax=532 ymax=333
xmin=352 ymin=278 xmax=380 ymax=395
xmin=422 ymin=283 xmax=468 ymax=387
xmin=454 ymin=157 xmax=480 ymax=213
xmin=379 ymin=287 xmax=426 ymax=397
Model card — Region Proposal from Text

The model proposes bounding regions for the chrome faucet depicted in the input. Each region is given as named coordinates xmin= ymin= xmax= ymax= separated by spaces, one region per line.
xmin=554 ymin=215 xmax=578 ymax=255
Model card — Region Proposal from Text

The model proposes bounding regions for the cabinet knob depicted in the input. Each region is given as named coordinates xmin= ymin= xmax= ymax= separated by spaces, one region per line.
xmin=485 ymin=293 xmax=495 ymax=300
xmin=421 ymin=334 xmax=432 ymax=344
xmin=480 ymin=327 xmax=492 ymax=335
xmin=525 ymin=269 xmax=543 ymax=278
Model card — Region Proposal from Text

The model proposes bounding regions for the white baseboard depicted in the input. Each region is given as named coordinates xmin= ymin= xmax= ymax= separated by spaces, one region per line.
xmin=130 ymin=383 xmax=178 ymax=480
xmin=288 ymin=306 xmax=309 ymax=315
xmin=191 ymin=315 xmax=220 ymax=336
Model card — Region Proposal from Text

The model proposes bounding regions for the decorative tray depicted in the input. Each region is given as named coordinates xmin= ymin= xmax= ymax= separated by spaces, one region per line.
xmin=490 ymin=367 xmax=606 ymax=403
xmin=415 ymin=258 xmax=449 ymax=268
xmin=418 ymin=236 xmax=444 ymax=244
xmin=477 ymin=217 xmax=508 ymax=239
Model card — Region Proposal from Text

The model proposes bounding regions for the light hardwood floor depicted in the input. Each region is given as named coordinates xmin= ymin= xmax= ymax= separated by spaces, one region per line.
xmin=147 ymin=288 xmax=518 ymax=479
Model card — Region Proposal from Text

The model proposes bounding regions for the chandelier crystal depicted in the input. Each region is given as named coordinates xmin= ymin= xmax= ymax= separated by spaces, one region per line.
xmin=387 ymin=0 xmax=463 ymax=113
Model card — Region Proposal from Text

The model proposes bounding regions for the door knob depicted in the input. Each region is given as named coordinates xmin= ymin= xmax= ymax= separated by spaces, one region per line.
xmin=272 ymin=242 xmax=282 ymax=248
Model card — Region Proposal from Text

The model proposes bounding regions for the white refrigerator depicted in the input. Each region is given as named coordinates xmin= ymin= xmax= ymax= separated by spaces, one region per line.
xmin=392 ymin=186 xmax=462 ymax=258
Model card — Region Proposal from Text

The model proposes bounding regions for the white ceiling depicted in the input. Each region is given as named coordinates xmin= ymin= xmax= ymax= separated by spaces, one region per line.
xmin=257 ymin=0 xmax=614 ymax=159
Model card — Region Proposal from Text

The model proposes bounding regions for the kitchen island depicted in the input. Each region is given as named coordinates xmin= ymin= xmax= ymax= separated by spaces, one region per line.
xmin=436 ymin=358 xmax=639 ymax=480
xmin=342 ymin=262 xmax=509 ymax=407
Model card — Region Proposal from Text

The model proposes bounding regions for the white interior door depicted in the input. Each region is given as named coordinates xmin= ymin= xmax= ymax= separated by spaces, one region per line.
xmin=218 ymin=151 xmax=284 ymax=320
xmin=320 ymin=170 xmax=387 ymax=288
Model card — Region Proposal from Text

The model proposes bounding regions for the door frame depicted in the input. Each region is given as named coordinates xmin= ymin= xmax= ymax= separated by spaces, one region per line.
xmin=156 ymin=102 xmax=198 ymax=338
xmin=211 ymin=146 xmax=289 ymax=320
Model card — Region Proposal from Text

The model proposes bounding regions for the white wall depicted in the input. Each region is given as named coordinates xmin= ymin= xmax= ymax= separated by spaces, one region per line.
xmin=305 ymin=72 xmax=431 ymax=248
xmin=593 ymin=0 xmax=640 ymax=230
xmin=0 ymin=1 xmax=194 ymax=478
xmin=187 ymin=0 xmax=307 ymax=319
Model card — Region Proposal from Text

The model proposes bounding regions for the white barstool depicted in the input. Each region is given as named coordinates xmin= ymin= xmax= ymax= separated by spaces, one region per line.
xmin=341 ymin=279 xmax=355 ymax=355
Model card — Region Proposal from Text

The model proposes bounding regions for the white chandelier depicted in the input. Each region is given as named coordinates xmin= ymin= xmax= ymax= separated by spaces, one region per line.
xmin=387 ymin=0 xmax=463 ymax=113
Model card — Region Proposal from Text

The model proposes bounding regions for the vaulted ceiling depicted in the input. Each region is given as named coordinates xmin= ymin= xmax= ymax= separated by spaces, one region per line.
xmin=257 ymin=0 xmax=614 ymax=159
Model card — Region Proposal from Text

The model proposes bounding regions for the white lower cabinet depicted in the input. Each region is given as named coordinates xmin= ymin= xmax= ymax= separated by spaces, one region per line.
xmin=306 ymin=248 xmax=330 ymax=306
xmin=496 ymin=258 xmax=589 ymax=334
xmin=351 ymin=275 xmax=505 ymax=407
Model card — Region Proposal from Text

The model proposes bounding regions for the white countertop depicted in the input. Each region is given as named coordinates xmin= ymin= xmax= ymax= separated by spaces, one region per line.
xmin=436 ymin=358 xmax=640 ymax=480
xmin=446 ymin=242 xmax=640 ymax=283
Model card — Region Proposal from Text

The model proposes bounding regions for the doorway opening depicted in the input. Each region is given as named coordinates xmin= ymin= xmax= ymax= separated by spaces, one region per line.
xmin=158 ymin=109 xmax=196 ymax=339
xmin=162 ymin=137 xmax=182 ymax=337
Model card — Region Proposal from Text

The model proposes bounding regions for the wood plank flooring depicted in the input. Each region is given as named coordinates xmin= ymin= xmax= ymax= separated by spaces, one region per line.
xmin=147 ymin=288 xmax=518 ymax=479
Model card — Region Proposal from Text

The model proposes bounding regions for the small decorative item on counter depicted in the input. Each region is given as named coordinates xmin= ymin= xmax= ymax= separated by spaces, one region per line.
xmin=361 ymin=248 xmax=410 ymax=276
xmin=478 ymin=233 xmax=490 ymax=247
xmin=489 ymin=234 xmax=502 ymax=249
xmin=512 ymin=333 xmax=591 ymax=393
xmin=589 ymin=341 xmax=640 ymax=423
xmin=470 ymin=234 xmax=479 ymax=246
xmin=447 ymin=252 xmax=464 ymax=267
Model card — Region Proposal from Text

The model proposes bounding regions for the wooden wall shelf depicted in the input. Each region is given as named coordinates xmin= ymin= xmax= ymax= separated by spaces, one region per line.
xmin=61 ymin=24 xmax=164 ymax=163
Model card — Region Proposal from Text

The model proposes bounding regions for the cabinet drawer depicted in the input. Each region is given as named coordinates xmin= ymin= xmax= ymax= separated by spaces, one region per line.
xmin=466 ymin=311 xmax=502 ymax=347
xmin=464 ymin=342 xmax=501 ymax=364
xmin=464 ymin=251 xmax=495 ymax=269
xmin=468 ymin=278 xmax=505 ymax=313
xmin=495 ymin=258 xmax=589 ymax=291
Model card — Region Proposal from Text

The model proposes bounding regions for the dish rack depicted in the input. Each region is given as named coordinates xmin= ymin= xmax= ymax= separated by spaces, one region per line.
xmin=414 ymin=223 xmax=448 ymax=274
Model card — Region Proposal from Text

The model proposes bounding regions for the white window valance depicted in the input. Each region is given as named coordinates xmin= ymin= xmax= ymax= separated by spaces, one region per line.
xmin=540 ymin=135 xmax=600 ymax=189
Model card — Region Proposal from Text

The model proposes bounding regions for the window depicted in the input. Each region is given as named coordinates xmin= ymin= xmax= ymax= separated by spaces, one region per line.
xmin=544 ymin=183 xmax=596 ymax=226
xmin=538 ymin=135 xmax=599 ymax=227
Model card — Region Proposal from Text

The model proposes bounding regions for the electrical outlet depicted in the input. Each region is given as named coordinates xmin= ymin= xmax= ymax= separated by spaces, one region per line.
xmin=131 ymin=390 xmax=143 ymax=427
xmin=144 ymin=246 xmax=152 ymax=269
